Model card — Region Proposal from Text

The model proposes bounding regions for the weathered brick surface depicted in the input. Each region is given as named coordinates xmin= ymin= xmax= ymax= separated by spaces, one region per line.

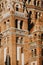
xmin=0 ymin=0 xmax=43 ymax=65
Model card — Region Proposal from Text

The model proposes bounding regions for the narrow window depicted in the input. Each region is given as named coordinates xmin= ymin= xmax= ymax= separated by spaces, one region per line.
xmin=16 ymin=5 xmax=19 ymax=11
xmin=5 ymin=55 xmax=10 ymax=65
xmin=32 ymin=50 xmax=33 ymax=57
xmin=21 ymin=47 xmax=23 ymax=53
xmin=20 ymin=20 xmax=23 ymax=29
xmin=34 ymin=49 xmax=37 ymax=56
xmin=41 ymin=1 xmax=43 ymax=7
xmin=37 ymin=1 xmax=39 ymax=6
xmin=0 ymin=39 xmax=1 ymax=46
xmin=0 ymin=4 xmax=2 ymax=12
xmin=0 ymin=4 xmax=1 ymax=8
xmin=31 ymin=49 xmax=37 ymax=57
xmin=35 ymin=12 xmax=38 ymax=19
xmin=34 ymin=0 xmax=36 ymax=6
xmin=20 ymin=37 xmax=23 ymax=43
xmin=15 ymin=19 xmax=18 ymax=28
xmin=41 ymin=49 xmax=43 ymax=56
xmin=42 ymin=60 xmax=43 ymax=65
xmin=35 ymin=34 xmax=37 ymax=36
xmin=41 ymin=34 xmax=43 ymax=41
xmin=16 ymin=37 xmax=19 ymax=43
xmin=4 ymin=21 xmax=6 ymax=24
xmin=17 ymin=61 xmax=19 ymax=65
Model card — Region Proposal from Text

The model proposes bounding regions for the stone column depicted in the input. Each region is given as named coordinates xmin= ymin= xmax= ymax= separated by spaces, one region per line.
xmin=9 ymin=14 xmax=16 ymax=65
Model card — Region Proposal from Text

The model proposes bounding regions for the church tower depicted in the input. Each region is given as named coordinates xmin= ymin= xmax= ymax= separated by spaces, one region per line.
xmin=0 ymin=0 xmax=43 ymax=65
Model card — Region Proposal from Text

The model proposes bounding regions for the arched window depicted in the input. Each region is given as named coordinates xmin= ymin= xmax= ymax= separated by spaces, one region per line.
xmin=37 ymin=1 xmax=39 ymax=6
xmin=34 ymin=0 xmax=36 ymax=6
xmin=31 ymin=49 xmax=37 ymax=57
xmin=16 ymin=37 xmax=23 ymax=44
xmin=15 ymin=3 xmax=21 ymax=11
xmin=5 ymin=55 xmax=10 ymax=65
xmin=16 ymin=5 xmax=19 ymax=11
xmin=15 ymin=19 xmax=23 ymax=29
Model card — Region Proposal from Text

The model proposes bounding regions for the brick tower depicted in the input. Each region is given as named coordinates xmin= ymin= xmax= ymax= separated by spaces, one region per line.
xmin=0 ymin=0 xmax=43 ymax=65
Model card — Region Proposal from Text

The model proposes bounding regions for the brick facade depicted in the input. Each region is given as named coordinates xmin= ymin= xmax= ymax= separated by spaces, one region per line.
xmin=0 ymin=0 xmax=43 ymax=65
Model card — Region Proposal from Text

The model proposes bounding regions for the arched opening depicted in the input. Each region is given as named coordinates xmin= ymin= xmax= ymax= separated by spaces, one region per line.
xmin=37 ymin=1 xmax=39 ymax=6
xmin=16 ymin=5 xmax=19 ymax=11
xmin=15 ymin=19 xmax=23 ymax=29
xmin=5 ymin=48 xmax=11 ymax=65
xmin=31 ymin=49 xmax=37 ymax=57
xmin=34 ymin=0 xmax=36 ymax=6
